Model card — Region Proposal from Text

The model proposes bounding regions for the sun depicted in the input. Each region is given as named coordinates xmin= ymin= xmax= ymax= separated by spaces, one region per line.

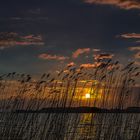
xmin=85 ymin=93 xmax=90 ymax=99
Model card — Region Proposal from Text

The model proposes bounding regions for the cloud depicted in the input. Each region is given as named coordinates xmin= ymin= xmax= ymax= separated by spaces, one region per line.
xmin=94 ymin=53 xmax=114 ymax=60
xmin=39 ymin=53 xmax=69 ymax=61
xmin=80 ymin=62 xmax=101 ymax=68
xmin=119 ymin=33 xmax=140 ymax=46
xmin=120 ymin=33 xmax=140 ymax=39
xmin=84 ymin=0 xmax=140 ymax=10
xmin=136 ymin=40 xmax=140 ymax=43
xmin=128 ymin=46 xmax=140 ymax=59
xmin=134 ymin=52 xmax=140 ymax=59
xmin=80 ymin=62 xmax=122 ymax=70
xmin=72 ymin=48 xmax=90 ymax=58
xmin=93 ymin=49 xmax=101 ymax=52
xmin=128 ymin=46 xmax=140 ymax=51
xmin=9 ymin=17 xmax=48 ymax=21
xmin=67 ymin=62 xmax=75 ymax=67
xmin=119 ymin=33 xmax=140 ymax=65
xmin=0 ymin=9 xmax=48 ymax=22
xmin=0 ymin=32 xmax=44 ymax=49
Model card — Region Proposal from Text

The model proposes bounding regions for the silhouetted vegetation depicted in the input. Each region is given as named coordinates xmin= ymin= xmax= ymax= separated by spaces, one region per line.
xmin=0 ymin=60 xmax=139 ymax=139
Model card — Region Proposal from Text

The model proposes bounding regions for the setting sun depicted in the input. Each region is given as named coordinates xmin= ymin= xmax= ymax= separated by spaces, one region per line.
xmin=85 ymin=93 xmax=90 ymax=99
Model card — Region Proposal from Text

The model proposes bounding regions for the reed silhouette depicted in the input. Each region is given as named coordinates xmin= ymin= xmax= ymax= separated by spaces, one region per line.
xmin=0 ymin=59 xmax=139 ymax=139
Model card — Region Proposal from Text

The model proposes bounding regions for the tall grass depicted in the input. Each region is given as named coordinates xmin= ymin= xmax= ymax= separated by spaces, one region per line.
xmin=0 ymin=60 xmax=139 ymax=110
xmin=0 ymin=60 xmax=139 ymax=139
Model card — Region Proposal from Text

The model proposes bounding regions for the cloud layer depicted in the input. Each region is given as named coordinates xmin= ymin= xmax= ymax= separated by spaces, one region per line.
xmin=94 ymin=53 xmax=114 ymax=60
xmin=128 ymin=47 xmax=140 ymax=51
xmin=0 ymin=32 xmax=44 ymax=49
xmin=72 ymin=48 xmax=90 ymax=58
xmin=67 ymin=62 xmax=75 ymax=67
xmin=120 ymin=33 xmax=140 ymax=39
xmin=84 ymin=0 xmax=140 ymax=10
xmin=121 ymin=32 xmax=140 ymax=65
xmin=39 ymin=53 xmax=69 ymax=61
xmin=80 ymin=62 xmax=101 ymax=68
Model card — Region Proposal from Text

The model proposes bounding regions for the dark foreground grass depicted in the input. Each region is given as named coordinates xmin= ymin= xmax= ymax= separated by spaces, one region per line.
xmin=0 ymin=113 xmax=140 ymax=140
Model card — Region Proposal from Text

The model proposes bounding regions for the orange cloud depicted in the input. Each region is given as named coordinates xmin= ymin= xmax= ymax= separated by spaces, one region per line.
xmin=0 ymin=32 xmax=44 ymax=49
xmin=39 ymin=53 xmax=69 ymax=61
xmin=72 ymin=48 xmax=90 ymax=58
xmin=80 ymin=62 xmax=101 ymax=68
xmin=120 ymin=33 xmax=140 ymax=39
xmin=84 ymin=0 xmax=140 ymax=10
xmin=67 ymin=62 xmax=75 ymax=67
xmin=94 ymin=53 xmax=114 ymax=60
xmin=128 ymin=47 xmax=140 ymax=51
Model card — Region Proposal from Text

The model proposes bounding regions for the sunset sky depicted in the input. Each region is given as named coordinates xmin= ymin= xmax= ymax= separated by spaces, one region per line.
xmin=0 ymin=0 xmax=140 ymax=75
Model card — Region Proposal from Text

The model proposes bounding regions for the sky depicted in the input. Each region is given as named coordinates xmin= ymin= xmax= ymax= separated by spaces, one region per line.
xmin=0 ymin=0 xmax=140 ymax=75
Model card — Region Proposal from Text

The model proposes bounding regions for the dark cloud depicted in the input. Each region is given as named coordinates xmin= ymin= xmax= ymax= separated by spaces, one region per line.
xmin=0 ymin=32 xmax=44 ymax=49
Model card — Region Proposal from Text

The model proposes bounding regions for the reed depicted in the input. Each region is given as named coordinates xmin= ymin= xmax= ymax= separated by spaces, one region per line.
xmin=0 ymin=60 xmax=139 ymax=139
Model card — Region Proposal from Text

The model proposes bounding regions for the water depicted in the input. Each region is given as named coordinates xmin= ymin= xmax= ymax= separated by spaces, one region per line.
xmin=0 ymin=113 xmax=140 ymax=140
